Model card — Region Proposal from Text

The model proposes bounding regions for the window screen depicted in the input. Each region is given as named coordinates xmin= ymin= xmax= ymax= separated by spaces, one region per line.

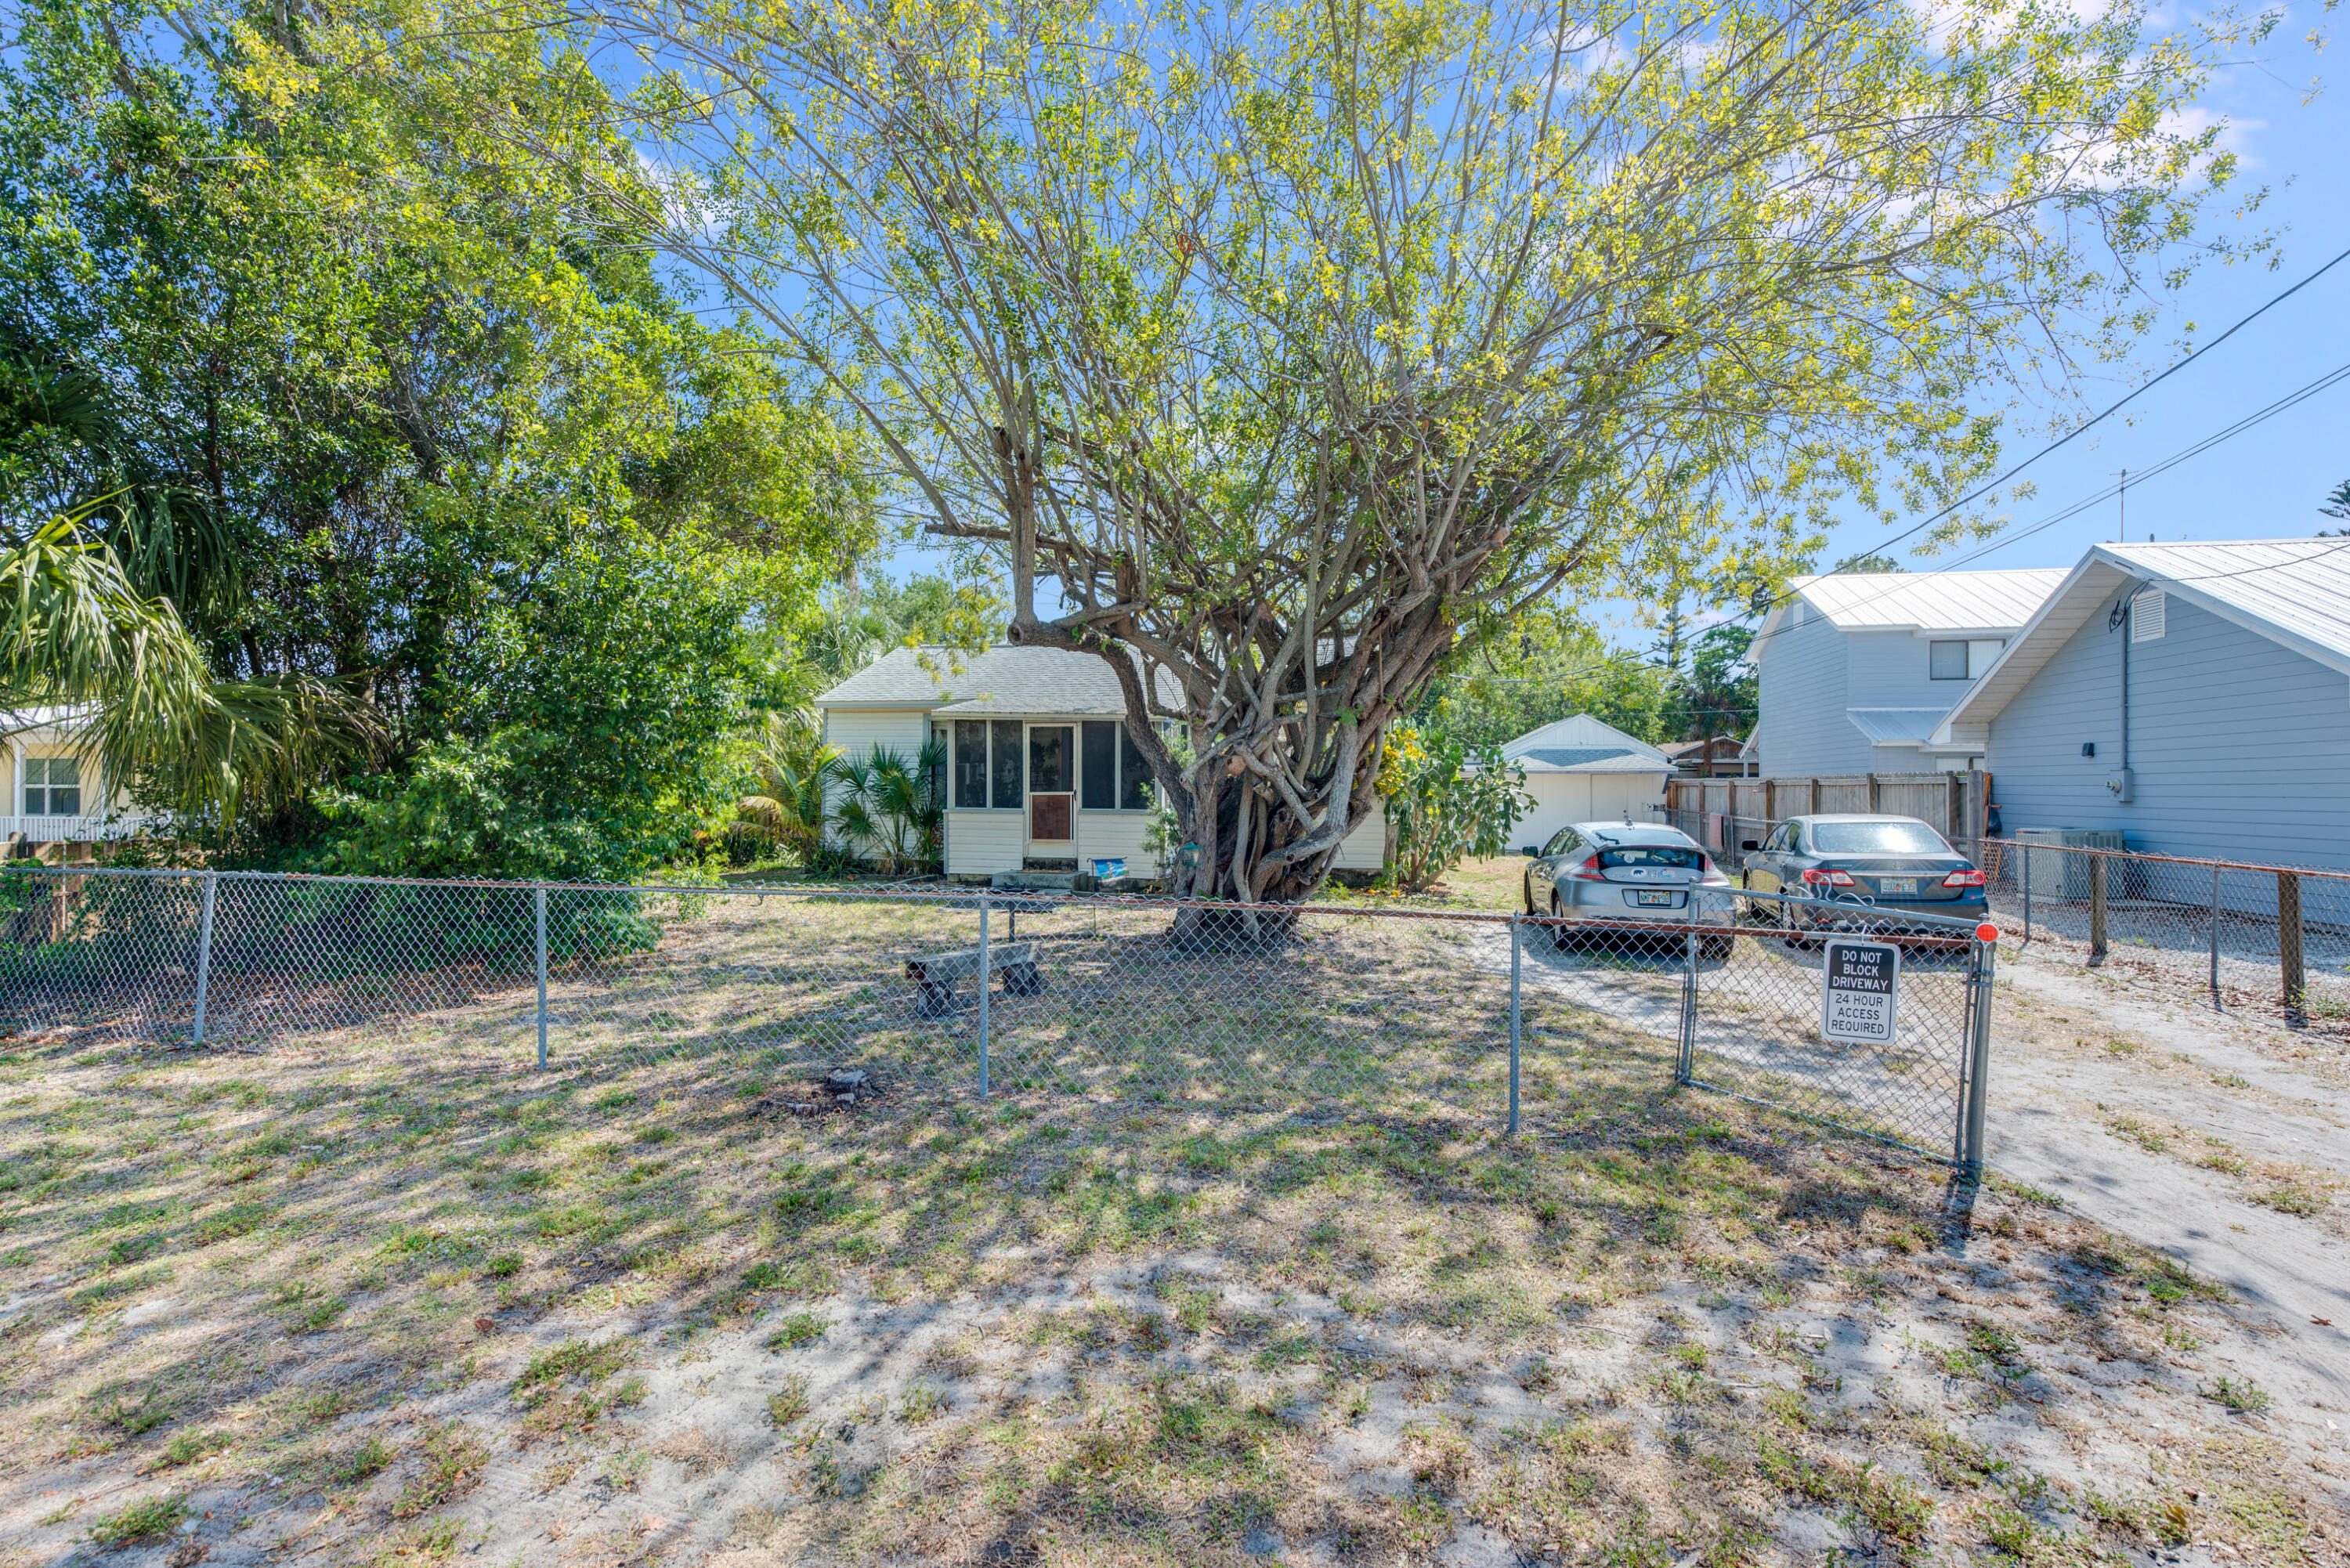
xmin=1119 ymin=726 xmax=1153 ymax=811
xmin=1081 ymin=722 xmax=1117 ymax=810
xmin=1929 ymin=641 xmax=1969 ymax=679
xmin=989 ymin=720 xmax=1023 ymax=807
xmin=1029 ymin=726 xmax=1072 ymax=793
xmin=953 ymin=721 xmax=989 ymax=808
xmin=24 ymin=757 xmax=81 ymax=815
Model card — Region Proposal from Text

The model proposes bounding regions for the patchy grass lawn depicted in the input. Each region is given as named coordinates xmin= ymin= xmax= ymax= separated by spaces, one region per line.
xmin=2 ymin=1046 xmax=2341 ymax=1563
xmin=0 ymin=865 xmax=2342 ymax=1565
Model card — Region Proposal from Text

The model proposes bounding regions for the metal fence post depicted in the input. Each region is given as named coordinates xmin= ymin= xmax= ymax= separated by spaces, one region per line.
xmin=2020 ymin=840 xmax=2031 ymax=944
xmin=533 ymin=884 xmax=549 ymax=1071
xmin=1507 ymin=915 xmax=1522 ymax=1137
xmin=2088 ymin=853 xmax=2109 ymax=965
xmin=977 ymin=895 xmax=991 ymax=1097
xmin=190 ymin=870 xmax=218 ymax=1046
xmin=1960 ymin=934 xmax=1996 ymax=1180
xmin=2208 ymin=865 xmax=2222 ymax=1007
xmin=2280 ymin=872 xmax=2305 ymax=1024
xmin=1676 ymin=925 xmax=1698 ymax=1086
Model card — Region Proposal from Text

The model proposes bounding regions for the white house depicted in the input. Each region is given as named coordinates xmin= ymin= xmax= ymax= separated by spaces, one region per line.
xmin=3 ymin=707 xmax=150 ymax=852
xmin=1745 ymin=569 xmax=2066 ymax=777
xmin=814 ymin=645 xmax=1388 ymax=881
xmin=1931 ymin=539 xmax=2350 ymax=871
xmin=1495 ymin=714 xmax=1673 ymax=849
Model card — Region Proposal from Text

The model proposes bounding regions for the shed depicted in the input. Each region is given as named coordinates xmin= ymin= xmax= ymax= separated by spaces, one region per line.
xmin=1496 ymin=715 xmax=1674 ymax=849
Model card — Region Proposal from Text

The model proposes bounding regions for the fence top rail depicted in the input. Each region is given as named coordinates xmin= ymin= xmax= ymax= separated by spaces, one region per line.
xmin=4 ymin=863 xmax=1993 ymax=934
xmin=1967 ymin=836 xmax=2350 ymax=883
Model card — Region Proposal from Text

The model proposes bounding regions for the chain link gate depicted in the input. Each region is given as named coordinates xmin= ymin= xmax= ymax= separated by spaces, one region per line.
xmin=0 ymin=866 xmax=1998 ymax=1172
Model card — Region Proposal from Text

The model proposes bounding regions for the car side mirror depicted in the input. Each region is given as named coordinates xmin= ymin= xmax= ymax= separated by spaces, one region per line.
xmin=1740 ymin=839 xmax=1760 ymax=852
xmin=1520 ymin=845 xmax=1540 ymax=857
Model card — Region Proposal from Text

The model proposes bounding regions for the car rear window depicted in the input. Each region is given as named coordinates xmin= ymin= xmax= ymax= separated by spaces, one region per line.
xmin=1595 ymin=845 xmax=1705 ymax=869
xmin=1809 ymin=822 xmax=1950 ymax=855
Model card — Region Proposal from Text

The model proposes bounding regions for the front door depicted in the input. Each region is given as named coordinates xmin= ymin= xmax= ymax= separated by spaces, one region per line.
xmin=1027 ymin=726 xmax=1075 ymax=848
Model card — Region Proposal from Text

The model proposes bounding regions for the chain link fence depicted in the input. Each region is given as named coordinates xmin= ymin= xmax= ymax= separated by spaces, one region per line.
xmin=1958 ymin=837 xmax=2350 ymax=1031
xmin=1667 ymin=804 xmax=2350 ymax=1034
xmin=0 ymin=866 xmax=1996 ymax=1169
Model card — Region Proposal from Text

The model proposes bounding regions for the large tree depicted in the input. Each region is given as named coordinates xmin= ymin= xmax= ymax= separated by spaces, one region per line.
xmin=4 ymin=0 xmax=875 ymax=867
xmin=446 ymin=0 xmax=2243 ymax=900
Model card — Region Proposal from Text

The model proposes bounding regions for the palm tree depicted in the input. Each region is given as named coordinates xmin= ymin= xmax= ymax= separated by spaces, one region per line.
xmin=831 ymin=739 xmax=945 ymax=875
xmin=736 ymin=708 xmax=841 ymax=866
xmin=2 ymin=352 xmax=381 ymax=835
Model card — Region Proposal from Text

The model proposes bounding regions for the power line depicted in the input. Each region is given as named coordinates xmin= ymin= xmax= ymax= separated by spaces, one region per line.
xmin=1743 ymin=352 xmax=2350 ymax=656
xmin=1740 ymin=241 xmax=2350 ymax=630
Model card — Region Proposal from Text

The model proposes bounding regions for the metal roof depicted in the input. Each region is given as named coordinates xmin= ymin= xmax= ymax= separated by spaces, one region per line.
xmin=815 ymin=645 xmax=1183 ymax=717
xmin=1780 ymin=568 xmax=2066 ymax=634
xmin=1845 ymin=708 xmax=1947 ymax=746
xmin=1936 ymin=539 xmax=2350 ymax=740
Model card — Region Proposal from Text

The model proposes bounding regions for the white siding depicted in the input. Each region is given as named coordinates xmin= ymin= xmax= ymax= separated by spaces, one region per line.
xmin=1076 ymin=811 xmax=1159 ymax=875
xmin=819 ymin=708 xmax=931 ymax=847
xmin=1332 ymin=804 xmax=1389 ymax=871
xmin=944 ymin=809 xmax=1025 ymax=876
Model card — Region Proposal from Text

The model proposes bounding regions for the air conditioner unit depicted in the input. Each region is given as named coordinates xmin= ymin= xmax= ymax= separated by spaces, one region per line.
xmin=2016 ymin=828 xmax=2125 ymax=900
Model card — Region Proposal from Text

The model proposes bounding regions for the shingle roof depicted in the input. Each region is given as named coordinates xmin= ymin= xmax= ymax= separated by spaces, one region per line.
xmin=814 ymin=645 xmax=1183 ymax=717
xmin=1788 ymin=568 xmax=2066 ymax=633
xmin=1936 ymin=538 xmax=2350 ymax=740
xmin=1501 ymin=714 xmax=1672 ymax=768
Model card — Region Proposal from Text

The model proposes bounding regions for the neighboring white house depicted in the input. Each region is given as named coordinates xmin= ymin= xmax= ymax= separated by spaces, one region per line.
xmin=1931 ymin=539 xmax=2350 ymax=872
xmin=2 ymin=706 xmax=149 ymax=851
xmin=1745 ymin=569 xmax=2066 ymax=777
xmin=1494 ymin=714 xmax=1673 ymax=850
xmin=814 ymin=645 xmax=1389 ymax=880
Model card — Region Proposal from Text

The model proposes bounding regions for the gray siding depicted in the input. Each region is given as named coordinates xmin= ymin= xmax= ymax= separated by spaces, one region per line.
xmin=1987 ymin=592 xmax=2350 ymax=869
xmin=1752 ymin=609 xmax=1865 ymax=775
xmin=1846 ymin=628 xmax=1983 ymax=711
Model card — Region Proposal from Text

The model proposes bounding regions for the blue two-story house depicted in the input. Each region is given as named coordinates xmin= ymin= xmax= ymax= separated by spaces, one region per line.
xmin=1932 ymin=539 xmax=2350 ymax=870
xmin=1745 ymin=569 xmax=2066 ymax=778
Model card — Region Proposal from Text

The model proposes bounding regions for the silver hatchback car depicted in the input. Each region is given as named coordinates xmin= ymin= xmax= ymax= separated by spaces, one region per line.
xmin=1520 ymin=821 xmax=1737 ymax=958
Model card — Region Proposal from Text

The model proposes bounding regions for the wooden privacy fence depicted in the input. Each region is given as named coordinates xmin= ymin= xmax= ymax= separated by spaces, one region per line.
xmin=1665 ymin=771 xmax=1992 ymax=845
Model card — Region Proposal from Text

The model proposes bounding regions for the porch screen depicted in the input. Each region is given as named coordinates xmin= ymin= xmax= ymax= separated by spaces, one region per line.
xmin=1081 ymin=722 xmax=1117 ymax=810
xmin=953 ymin=721 xmax=989 ymax=808
xmin=1119 ymin=727 xmax=1153 ymax=811
xmin=990 ymin=721 xmax=1024 ymax=808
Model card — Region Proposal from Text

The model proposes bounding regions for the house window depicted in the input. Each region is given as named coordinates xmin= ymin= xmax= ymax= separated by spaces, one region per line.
xmin=2131 ymin=589 xmax=2167 ymax=642
xmin=1079 ymin=721 xmax=1158 ymax=811
xmin=1929 ymin=639 xmax=2006 ymax=680
xmin=24 ymin=756 xmax=81 ymax=816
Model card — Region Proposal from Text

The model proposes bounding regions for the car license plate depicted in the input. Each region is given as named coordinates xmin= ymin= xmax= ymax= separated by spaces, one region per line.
xmin=1634 ymin=891 xmax=1677 ymax=906
xmin=1878 ymin=878 xmax=1917 ymax=895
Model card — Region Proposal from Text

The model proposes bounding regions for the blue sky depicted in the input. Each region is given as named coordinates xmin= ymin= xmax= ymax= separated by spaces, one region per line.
xmin=870 ymin=17 xmax=2348 ymax=650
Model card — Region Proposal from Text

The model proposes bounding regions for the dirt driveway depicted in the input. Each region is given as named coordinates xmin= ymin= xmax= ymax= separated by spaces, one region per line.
xmin=1477 ymin=918 xmax=2350 ymax=1457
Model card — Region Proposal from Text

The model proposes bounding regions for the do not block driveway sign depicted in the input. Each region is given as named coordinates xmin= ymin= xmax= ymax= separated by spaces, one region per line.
xmin=1820 ymin=938 xmax=1900 ymax=1046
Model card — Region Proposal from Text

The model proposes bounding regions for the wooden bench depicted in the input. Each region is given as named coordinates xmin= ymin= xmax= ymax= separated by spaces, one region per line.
xmin=906 ymin=941 xmax=1044 ymax=1017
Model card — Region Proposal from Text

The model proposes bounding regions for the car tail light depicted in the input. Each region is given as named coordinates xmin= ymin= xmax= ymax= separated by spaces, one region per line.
xmin=1942 ymin=869 xmax=1987 ymax=887
xmin=1698 ymin=857 xmax=1732 ymax=886
xmin=1564 ymin=855 xmax=1607 ymax=880
xmin=1801 ymin=869 xmax=1856 ymax=887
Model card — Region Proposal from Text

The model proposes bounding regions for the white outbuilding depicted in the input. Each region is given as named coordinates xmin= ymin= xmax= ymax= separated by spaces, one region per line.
xmin=1495 ymin=715 xmax=1675 ymax=850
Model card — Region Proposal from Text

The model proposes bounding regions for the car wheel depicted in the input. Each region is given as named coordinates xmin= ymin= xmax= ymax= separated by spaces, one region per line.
xmin=1550 ymin=895 xmax=1580 ymax=952
xmin=1522 ymin=874 xmax=1536 ymax=917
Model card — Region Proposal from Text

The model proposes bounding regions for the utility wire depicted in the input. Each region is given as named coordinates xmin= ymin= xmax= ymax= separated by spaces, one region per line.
xmin=1739 ymin=241 xmax=2350 ymax=629
xmin=1742 ymin=352 xmax=2350 ymax=658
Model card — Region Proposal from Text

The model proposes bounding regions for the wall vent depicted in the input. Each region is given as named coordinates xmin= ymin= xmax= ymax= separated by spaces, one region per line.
xmin=2131 ymin=588 xmax=2167 ymax=642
